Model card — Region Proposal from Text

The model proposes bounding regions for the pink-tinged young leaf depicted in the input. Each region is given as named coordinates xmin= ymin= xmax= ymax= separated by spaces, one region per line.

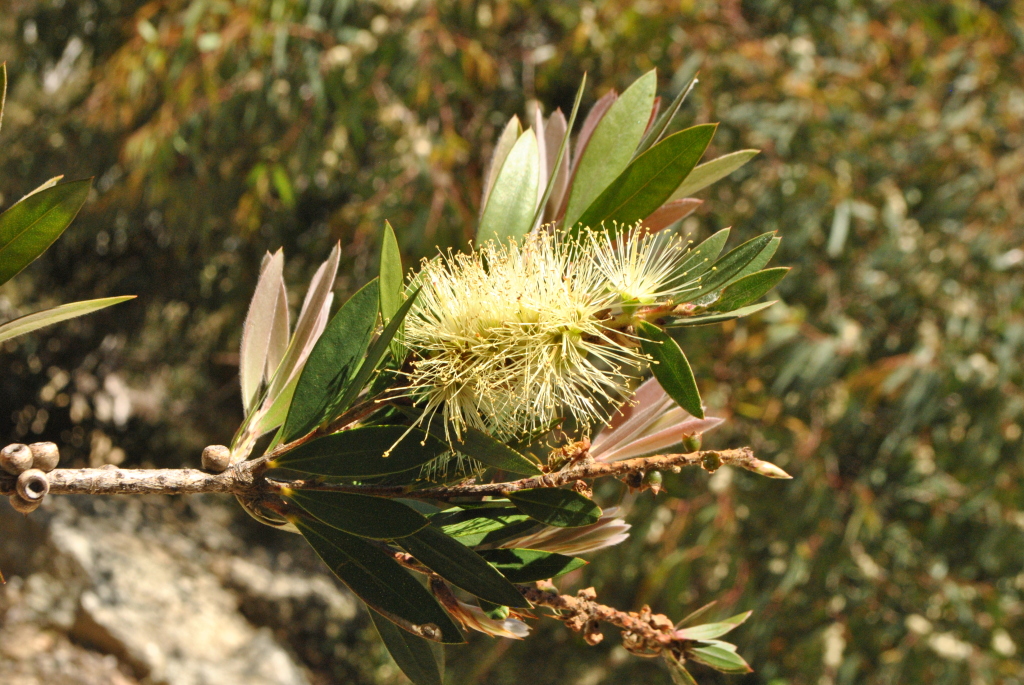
xmin=532 ymin=102 xmax=547 ymax=209
xmin=502 ymin=507 xmax=631 ymax=555
xmin=641 ymin=198 xmax=703 ymax=233
xmin=240 ymin=249 xmax=284 ymax=412
xmin=265 ymin=276 xmax=290 ymax=383
xmin=479 ymin=115 xmax=522 ymax=217
xmin=543 ymin=109 xmax=569 ymax=222
xmin=644 ymin=96 xmax=662 ymax=137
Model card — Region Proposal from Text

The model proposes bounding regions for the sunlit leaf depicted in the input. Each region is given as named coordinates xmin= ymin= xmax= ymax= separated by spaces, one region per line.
xmin=712 ymin=268 xmax=789 ymax=312
xmin=0 ymin=296 xmax=135 ymax=344
xmin=477 ymin=129 xmax=539 ymax=244
xmin=676 ymin=227 xmax=731 ymax=283
xmin=674 ymin=611 xmax=752 ymax=640
xmin=635 ymin=74 xmax=699 ymax=157
xmin=379 ymin=221 xmax=403 ymax=325
xmin=686 ymin=644 xmax=753 ymax=674
xmin=641 ymin=198 xmax=702 ymax=234
xmin=240 ymin=249 xmax=284 ymax=412
xmin=0 ymin=179 xmax=91 ymax=286
xmin=480 ymin=115 xmax=521 ymax=214
xmin=533 ymin=75 xmax=585 ymax=228
xmin=478 ymin=549 xmax=587 ymax=583
xmin=664 ymin=301 xmax=777 ymax=328
xmin=678 ymin=232 xmax=775 ymax=303
xmin=430 ymin=507 xmax=536 ymax=547
xmin=669 ymin=149 xmax=760 ymax=201
xmin=508 ymin=489 xmax=602 ymax=528
xmin=636 ymin=321 xmax=703 ymax=419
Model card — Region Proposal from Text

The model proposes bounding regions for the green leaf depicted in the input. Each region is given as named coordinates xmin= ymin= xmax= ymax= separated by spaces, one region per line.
xmin=477 ymin=129 xmax=540 ymax=244
xmin=397 ymin=525 xmax=529 ymax=608
xmin=281 ymin=279 xmax=380 ymax=442
xmin=379 ymin=221 xmax=403 ymax=325
xmin=0 ymin=296 xmax=136 ymax=344
xmin=664 ymin=654 xmax=700 ymax=685
xmin=563 ymin=70 xmax=657 ymax=231
xmin=674 ymin=611 xmax=752 ymax=641
xmin=669 ymin=149 xmax=760 ymax=201
xmin=635 ymin=75 xmax=698 ymax=157
xmin=712 ymin=268 xmax=789 ymax=312
xmin=478 ymin=549 xmax=587 ymax=583
xmin=335 ymin=287 xmax=421 ymax=414
xmin=271 ymin=426 xmax=446 ymax=477
xmin=531 ymin=75 xmax=586 ymax=230
xmin=508 ymin=489 xmax=602 ymax=528
xmin=636 ymin=321 xmax=704 ymax=419
xmin=451 ymin=428 xmax=543 ymax=476
xmin=0 ymin=179 xmax=91 ymax=286
xmin=480 ymin=116 xmax=522 ymax=212
xmin=431 ymin=507 xmax=537 ymax=547
xmin=665 ymin=301 xmax=777 ymax=328
xmin=686 ymin=644 xmax=753 ymax=674
xmin=296 ymin=518 xmax=463 ymax=643
xmin=0 ymin=62 xmax=6 ymax=133
xmin=678 ymin=232 xmax=775 ymax=303
xmin=370 ymin=609 xmax=444 ymax=685
xmin=574 ymin=124 xmax=717 ymax=239
xmin=676 ymin=228 xmax=731 ymax=283
xmin=676 ymin=601 xmax=719 ymax=628
xmin=286 ymin=489 xmax=429 ymax=539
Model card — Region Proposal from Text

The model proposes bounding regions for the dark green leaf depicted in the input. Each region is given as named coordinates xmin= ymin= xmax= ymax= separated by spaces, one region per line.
xmin=573 ymin=124 xmax=716 ymax=239
xmin=271 ymin=425 xmax=446 ymax=477
xmin=451 ymin=428 xmax=543 ymax=476
xmin=734 ymin=235 xmax=780 ymax=280
xmin=712 ymin=268 xmax=789 ymax=312
xmin=0 ymin=179 xmax=91 ymax=286
xmin=686 ymin=644 xmax=753 ymax=674
xmin=0 ymin=297 xmax=135 ymax=344
xmin=296 ymin=517 xmax=463 ymax=643
xmin=477 ymin=129 xmax=539 ymax=244
xmin=674 ymin=611 xmax=752 ymax=641
xmin=563 ymin=70 xmax=657 ymax=230
xmin=678 ymin=232 xmax=775 ymax=303
xmin=508 ymin=488 xmax=602 ymax=528
xmin=286 ymin=489 xmax=429 ymax=539
xmin=636 ymin=321 xmax=703 ymax=419
xmin=430 ymin=507 xmax=537 ymax=547
xmin=379 ymin=221 xmax=403 ymax=324
xmin=664 ymin=301 xmax=777 ymax=328
xmin=669 ymin=149 xmax=759 ymax=201
xmin=397 ymin=525 xmax=529 ymax=608
xmin=478 ymin=548 xmax=587 ymax=583
xmin=281 ymin=279 xmax=380 ymax=442
xmin=675 ymin=228 xmax=731 ymax=284
xmin=369 ymin=609 xmax=444 ymax=685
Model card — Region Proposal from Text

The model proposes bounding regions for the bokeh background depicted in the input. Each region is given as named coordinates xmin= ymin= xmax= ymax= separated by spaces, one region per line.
xmin=2 ymin=1 xmax=1023 ymax=684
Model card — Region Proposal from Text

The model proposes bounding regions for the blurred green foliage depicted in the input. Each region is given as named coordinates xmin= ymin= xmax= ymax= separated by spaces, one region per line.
xmin=2 ymin=0 xmax=1023 ymax=683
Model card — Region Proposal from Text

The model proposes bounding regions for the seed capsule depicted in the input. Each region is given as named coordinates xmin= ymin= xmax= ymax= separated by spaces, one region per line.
xmin=9 ymin=493 xmax=40 ymax=514
xmin=29 ymin=442 xmax=60 ymax=472
xmin=202 ymin=445 xmax=232 ymax=472
xmin=16 ymin=469 xmax=50 ymax=502
xmin=682 ymin=433 xmax=703 ymax=453
xmin=1 ymin=444 xmax=33 ymax=475
xmin=643 ymin=470 xmax=664 ymax=495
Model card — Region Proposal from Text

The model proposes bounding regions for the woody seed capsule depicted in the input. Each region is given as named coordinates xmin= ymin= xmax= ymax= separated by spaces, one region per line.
xmin=16 ymin=469 xmax=50 ymax=502
xmin=202 ymin=445 xmax=232 ymax=472
xmin=9 ymin=493 xmax=40 ymax=514
xmin=29 ymin=442 xmax=60 ymax=472
xmin=1 ymin=444 xmax=33 ymax=475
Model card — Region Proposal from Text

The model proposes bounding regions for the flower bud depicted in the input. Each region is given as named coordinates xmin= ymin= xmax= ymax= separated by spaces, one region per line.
xmin=682 ymin=433 xmax=702 ymax=453
xmin=29 ymin=442 xmax=60 ymax=472
xmin=1 ymin=444 xmax=33 ymax=475
xmin=16 ymin=469 xmax=49 ymax=502
xmin=643 ymin=470 xmax=663 ymax=495
xmin=202 ymin=445 xmax=231 ymax=472
xmin=9 ymin=493 xmax=40 ymax=514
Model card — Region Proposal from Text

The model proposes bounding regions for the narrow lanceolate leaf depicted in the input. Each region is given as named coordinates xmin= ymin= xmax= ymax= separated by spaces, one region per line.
xmin=686 ymin=644 xmax=753 ymax=674
xmin=451 ymin=428 xmax=542 ymax=476
xmin=480 ymin=116 xmax=522 ymax=215
xmin=0 ymin=179 xmax=91 ymax=286
xmin=296 ymin=518 xmax=464 ymax=643
xmin=281 ymin=279 xmax=380 ymax=442
xmin=508 ymin=489 xmax=602 ymax=528
xmin=0 ymin=62 xmax=6 ymax=132
xmin=665 ymin=301 xmax=777 ymax=328
xmin=534 ymin=75 xmax=585 ymax=228
xmin=712 ymin=268 xmax=789 ymax=312
xmin=679 ymin=232 xmax=776 ymax=303
xmin=18 ymin=176 xmax=63 ymax=203
xmin=240 ymin=250 xmax=285 ymax=413
xmin=477 ymin=129 xmax=540 ymax=244
xmin=734 ymin=235 xmax=780 ymax=280
xmin=379 ymin=221 xmax=403 ymax=324
xmin=370 ymin=609 xmax=444 ymax=685
xmin=674 ymin=611 xmax=752 ymax=641
xmin=0 ymin=296 xmax=135 ymax=344
xmin=396 ymin=525 xmax=529 ymax=608
xmin=669 ymin=149 xmax=760 ymax=201
xmin=641 ymin=198 xmax=702 ymax=234
xmin=635 ymin=74 xmax=699 ymax=157
xmin=478 ymin=549 xmax=587 ymax=583
xmin=431 ymin=507 xmax=536 ymax=547
xmin=574 ymin=124 xmax=716 ymax=239
xmin=335 ymin=287 xmax=421 ymax=414
xmin=286 ymin=489 xmax=429 ymax=539
xmin=664 ymin=654 xmax=700 ymax=685
xmin=636 ymin=321 xmax=704 ymax=419
xmin=563 ymin=70 xmax=657 ymax=230
xmin=271 ymin=426 xmax=446 ymax=477
xmin=676 ymin=227 xmax=730 ymax=283
xmin=265 ymin=276 xmax=290 ymax=382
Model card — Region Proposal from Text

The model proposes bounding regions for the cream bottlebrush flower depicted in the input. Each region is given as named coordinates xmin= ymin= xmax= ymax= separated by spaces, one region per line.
xmin=402 ymin=231 xmax=648 ymax=440
xmin=590 ymin=376 xmax=723 ymax=462
xmin=501 ymin=506 xmax=631 ymax=555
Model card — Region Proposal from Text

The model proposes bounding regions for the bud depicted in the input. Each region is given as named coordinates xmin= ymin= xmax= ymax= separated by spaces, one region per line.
xmin=28 ymin=442 xmax=60 ymax=472
xmin=202 ymin=445 xmax=231 ymax=472
xmin=643 ymin=470 xmax=663 ymax=495
xmin=1 ymin=444 xmax=33 ymax=475
xmin=9 ymin=493 xmax=40 ymax=514
xmin=682 ymin=433 xmax=702 ymax=453
xmin=744 ymin=458 xmax=793 ymax=480
xmin=16 ymin=469 xmax=49 ymax=502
